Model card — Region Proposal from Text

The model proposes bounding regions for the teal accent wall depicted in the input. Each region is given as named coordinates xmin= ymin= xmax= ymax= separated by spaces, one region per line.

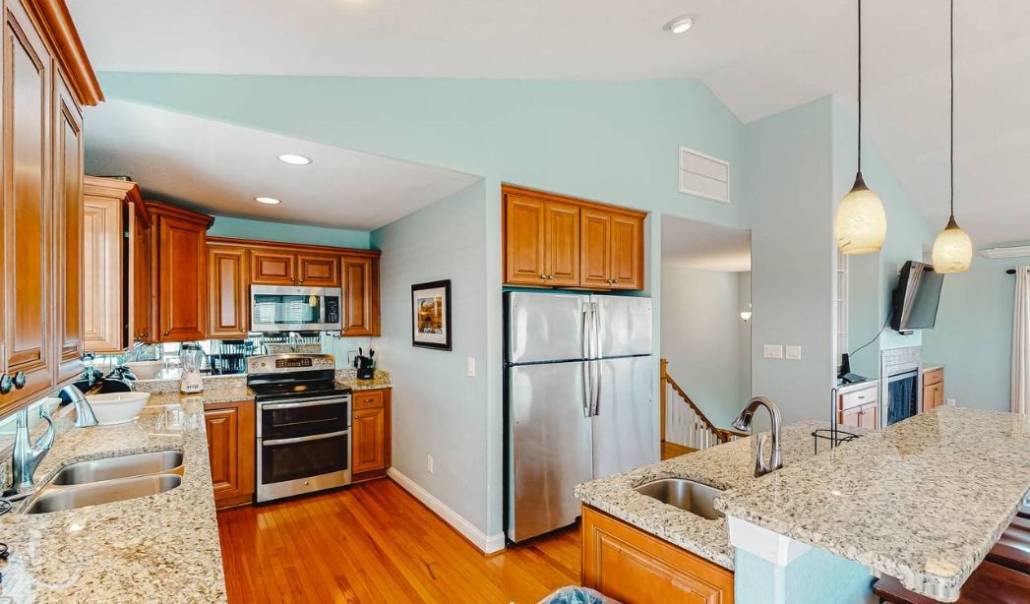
xmin=208 ymin=215 xmax=371 ymax=248
xmin=735 ymin=548 xmax=874 ymax=604
xmin=923 ymin=250 xmax=1024 ymax=410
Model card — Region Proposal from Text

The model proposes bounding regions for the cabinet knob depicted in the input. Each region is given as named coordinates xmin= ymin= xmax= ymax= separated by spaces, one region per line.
xmin=540 ymin=274 xmax=546 ymax=280
xmin=547 ymin=275 xmax=554 ymax=280
xmin=12 ymin=372 xmax=25 ymax=390
xmin=0 ymin=374 xmax=11 ymax=395
xmin=163 ymin=330 xmax=171 ymax=337
xmin=612 ymin=279 xmax=618 ymax=284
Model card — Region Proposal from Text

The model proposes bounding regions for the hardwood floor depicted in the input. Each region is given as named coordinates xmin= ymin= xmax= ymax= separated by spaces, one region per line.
xmin=218 ymin=478 xmax=581 ymax=603
xmin=661 ymin=440 xmax=697 ymax=460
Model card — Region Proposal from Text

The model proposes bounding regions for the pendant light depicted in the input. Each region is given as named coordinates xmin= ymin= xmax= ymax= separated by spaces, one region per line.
xmin=835 ymin=0 xmax=887 ymax=255
xmin=931 ymin=0 xmax=973 ymax=273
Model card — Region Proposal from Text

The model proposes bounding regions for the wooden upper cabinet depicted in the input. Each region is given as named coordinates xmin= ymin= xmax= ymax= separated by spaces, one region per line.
xmin=610 ymin=214 xmax=644 ymax=290
xmin=544 ymin=202 xmax=580 ymax=286
xmin=580 ymin=208 xmax=612 ymax=289
xmin=207 ymin=245 xmax=249 ymax=339
xmin=250 ymin=250 xmax=296 ymax=285
xmin=341 ymin=255 xmax=380 ymax=337
xmin=148 ymin=202 xmax=213 ymax=342
xmin=503 ymin=185 xmax=647 ymax=291
xmin=1 ymin=0 xmax=55 ymax=410
xmin=52 ymin=72 xmax=84 ymax=383
xmin=504 ymin=193 xmax=547 ymax=285
xmin=128 ymin=201 xmax=153 ymax=343
xmin=298 ymin=254 xmax=340 ymax=287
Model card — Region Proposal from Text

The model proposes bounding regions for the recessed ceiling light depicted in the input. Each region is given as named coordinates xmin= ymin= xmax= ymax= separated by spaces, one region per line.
xmin=278 ymin=154 xmax=312 ymax=165
xmin=255 ymin=197 xmax=281 ymax=205
xmin=664 ymin=15 xmax=695 ymax=34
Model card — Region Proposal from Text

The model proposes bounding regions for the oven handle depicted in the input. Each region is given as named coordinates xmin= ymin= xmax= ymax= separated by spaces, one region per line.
xmin=262 ymin=429 xmax=350 ymax=447
xmin=261 ymin=397 xmax=350 ymax=410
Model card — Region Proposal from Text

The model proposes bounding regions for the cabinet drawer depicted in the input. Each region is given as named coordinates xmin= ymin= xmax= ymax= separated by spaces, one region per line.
xmin=353 ymin=389 xmax=385 ymax=410
xmin=923 ymin=368 xmax=943 ymax=387
xmin=841 ymin=385 xmax=878 ymax=411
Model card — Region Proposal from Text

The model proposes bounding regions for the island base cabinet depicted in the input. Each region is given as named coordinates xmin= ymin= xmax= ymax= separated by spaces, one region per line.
xmin=205 ymin=401 xmax=255 ymax=510
xmin=581 ymin=505 xmax=734 ymax=604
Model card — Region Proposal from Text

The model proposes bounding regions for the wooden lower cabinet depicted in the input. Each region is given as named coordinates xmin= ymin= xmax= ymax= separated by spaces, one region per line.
xmin=351 ymin=388 xmax=391 ymax=481
xmin=923 ymin=368 xmax=945 ymax=412
xmin=582 ymin=505 xmax=734 ymax=604
xmin=204 ymin=400 xmax=255 ymax=510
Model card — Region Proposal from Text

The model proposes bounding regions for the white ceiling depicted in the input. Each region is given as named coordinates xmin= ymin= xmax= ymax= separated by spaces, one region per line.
xmin=69 ymin=0 xmax=1030 ymax=245
xmin=661 ymin=216 xmax=751 ymax=272
xmin=83 ymin=100 xmax=479 ymax=230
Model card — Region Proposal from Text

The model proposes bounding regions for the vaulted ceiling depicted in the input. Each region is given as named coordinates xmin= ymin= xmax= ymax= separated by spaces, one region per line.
xmin=69 ymin=0 xmax=1030 ymax=244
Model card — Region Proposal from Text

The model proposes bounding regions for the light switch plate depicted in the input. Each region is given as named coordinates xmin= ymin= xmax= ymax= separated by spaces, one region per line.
xmin=467 ymin=357 xmax=476 ymax=377
xmin=785 ymin=345 xmax=802 ymax=360
xmin=763 ymin=345 xmax=783 ymax=359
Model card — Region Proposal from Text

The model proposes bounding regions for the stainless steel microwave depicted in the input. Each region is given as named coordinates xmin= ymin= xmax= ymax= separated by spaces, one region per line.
xmin=250 ymin=285 xmax=342 ymax=332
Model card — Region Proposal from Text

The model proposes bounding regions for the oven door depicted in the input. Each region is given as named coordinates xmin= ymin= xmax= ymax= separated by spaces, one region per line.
xmin=258 ymin=395 xmax=350 ymax=440
xmin=256 ymin=429 xmax=351 ymax=502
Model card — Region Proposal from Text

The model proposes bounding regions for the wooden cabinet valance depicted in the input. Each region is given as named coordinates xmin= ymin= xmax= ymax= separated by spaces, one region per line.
xmin=502 ymin=185 xmax=646 ymax=291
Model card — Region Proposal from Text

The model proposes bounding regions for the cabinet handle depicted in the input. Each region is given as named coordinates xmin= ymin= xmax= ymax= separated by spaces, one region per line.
xmin=12 ymin=372 xmax=25 ymax=390
xmin=0 ymin=374 xmax=11 ymax=395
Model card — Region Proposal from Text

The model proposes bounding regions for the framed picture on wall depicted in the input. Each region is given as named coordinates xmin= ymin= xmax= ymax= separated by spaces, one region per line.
xmin=411 ymin=280 xmax=452 ymax=350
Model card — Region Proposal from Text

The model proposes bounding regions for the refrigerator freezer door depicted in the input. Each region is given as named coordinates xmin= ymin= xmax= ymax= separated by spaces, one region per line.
xmin=592 ymin=295 xmax=653 ymax=358
xmin=507 ymin=361 xmax=593 ymax=543
xmin=591 ymin=356 xmax=656 ymax=479
xmin=506 ymin=292 xmax=590 ymax=364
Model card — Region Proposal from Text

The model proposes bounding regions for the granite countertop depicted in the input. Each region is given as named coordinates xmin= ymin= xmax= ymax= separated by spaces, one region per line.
xmin=336 ymin=369 xmax=392 ymax=391
xmin=574 ymin=422 xmax=829 ymax=570
xmin=0 ymin=393 xmax=229 ymax=603
xmin=715 ymin=406 xmax=1030 ymax=602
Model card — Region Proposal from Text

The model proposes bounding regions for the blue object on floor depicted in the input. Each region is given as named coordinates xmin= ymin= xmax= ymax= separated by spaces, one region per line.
xmin=539 ymin=586 xmax=611 ymax=604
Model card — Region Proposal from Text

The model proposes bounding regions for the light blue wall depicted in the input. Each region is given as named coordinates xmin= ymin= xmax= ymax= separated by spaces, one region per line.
xmin=923 ymin=251 xmax=1022 ymax=410
xmin=735 ymin=548 xmax=873 ymax=604
xmin=370 ymin=180 xmax=492 ymax=535
xmin=744 ymin=97 xmax=836 ymax=425
xmin=208 ymin=215 xmax=371 ymax=248
xmin=660 ymin=265 xmax=750 ymax=428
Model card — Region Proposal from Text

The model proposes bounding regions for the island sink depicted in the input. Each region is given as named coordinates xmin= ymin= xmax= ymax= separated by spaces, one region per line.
xmin=634 ymin=478 xmax=725 ymax=520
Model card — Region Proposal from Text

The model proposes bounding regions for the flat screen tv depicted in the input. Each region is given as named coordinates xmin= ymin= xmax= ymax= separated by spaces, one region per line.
xmin=890 ymin=261 xmax=945 ymax=331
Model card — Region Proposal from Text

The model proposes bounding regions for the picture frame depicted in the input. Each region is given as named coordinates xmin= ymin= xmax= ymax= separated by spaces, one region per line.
xmin=411 ymin=279 xmax=452 ymax=350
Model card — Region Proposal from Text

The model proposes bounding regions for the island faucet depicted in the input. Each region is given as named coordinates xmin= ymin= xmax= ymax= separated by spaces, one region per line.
xmin=11 ymin=409 xmax=55 ymax=492
xmin=59 ymin=384 xmax=99 ymax=428
xmin=731 ymin=397 xmax=783 ymax=478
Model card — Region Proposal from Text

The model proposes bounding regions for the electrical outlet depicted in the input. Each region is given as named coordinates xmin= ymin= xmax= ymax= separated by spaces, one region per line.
xmin=785 ymin=345 xmax=802 ymax=360
xmin=467 ymin=357 xmax=476 ymax=378
xmin=763 ymin=345 xmax=784 ymax=359
xmin=946 ymin=398 xmax=956 ymax=406
xmin=427 ymin=455 xmax=434 ymax=474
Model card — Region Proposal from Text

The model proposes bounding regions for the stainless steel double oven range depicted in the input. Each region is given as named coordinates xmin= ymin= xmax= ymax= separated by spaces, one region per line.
xmin=247 ymin=353 xmax=352 ymax=503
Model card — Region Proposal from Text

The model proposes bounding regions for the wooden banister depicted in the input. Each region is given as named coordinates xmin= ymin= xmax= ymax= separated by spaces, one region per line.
xmin=660 ymin=358 xmax=748 ymax=446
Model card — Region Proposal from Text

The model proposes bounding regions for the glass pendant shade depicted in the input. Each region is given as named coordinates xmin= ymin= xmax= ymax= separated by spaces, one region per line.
xmin=932 ymin=215 xmax=972 ymax=273
xmin=834 ymin=173 xmax=887 ymax=255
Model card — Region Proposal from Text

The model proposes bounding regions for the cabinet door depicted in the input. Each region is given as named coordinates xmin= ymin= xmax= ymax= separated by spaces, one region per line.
xmin=580 ymin=208 xmax=612 ymax=289
xmin=610 ymin=214 xmax=644 ymax=290
xmin=205 ymin=402 xmax=255 ymax=509
xmin=353 ymin=406 xmax=386 ymax=474
xmin=582 ymin=506 xmax=734 ymax=604
xmin=52 ymin=72 xmax=84 ymax=383
xmin=544 ymin=202 xmax=580 ymax=286
xmin=83 ymin=197 xmax=123 ymax=352
xmin=839 ymin=406 xmax=861 ymax=428
xmin=1 ymin=0 xmax=54 ymax=410
xmin=156 ymin=215 xmax=207 ymax=341
xmin=858 ymin=402 xmax=878 ymax=430
xmin=128 ymin=204 xmax=152 ymax=342
xmin=504 ymin=193 xmax=547 ymax=286
xmin=250 ymin=250 xmax=296 ymax=285
xmin=297 ymin=253 xmax=340 ymax=287
xmin=341 ymin=255 xmax=376 ymax=336
xmin=207 ymin=246 xmax=249 ymax=339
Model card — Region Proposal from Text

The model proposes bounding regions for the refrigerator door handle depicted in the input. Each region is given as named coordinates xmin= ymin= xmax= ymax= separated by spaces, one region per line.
xmin=591 ymin=303 xmax=602 ymax=416
xmin=582 ymin=304 xmax=592 ymax=417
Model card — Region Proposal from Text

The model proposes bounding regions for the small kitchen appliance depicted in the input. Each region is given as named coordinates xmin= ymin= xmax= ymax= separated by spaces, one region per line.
xmin=179 ymin=343 xmax=205 ymax=394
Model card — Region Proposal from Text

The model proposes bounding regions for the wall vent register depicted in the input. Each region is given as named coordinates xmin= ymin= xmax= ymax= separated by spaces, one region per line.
xmin=679 ymin=146 xmax=730 ymax=204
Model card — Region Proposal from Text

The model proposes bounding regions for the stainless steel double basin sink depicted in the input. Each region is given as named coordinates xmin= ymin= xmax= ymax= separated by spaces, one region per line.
xmin=634 ymin=477 xmax=725 ymax=520
xmin=22 ymin=450 xmax=184 ymax=514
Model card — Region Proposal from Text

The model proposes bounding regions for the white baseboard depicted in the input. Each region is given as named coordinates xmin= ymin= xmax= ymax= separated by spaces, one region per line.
xmin=387 ymin=467 xmax=506 ymax=554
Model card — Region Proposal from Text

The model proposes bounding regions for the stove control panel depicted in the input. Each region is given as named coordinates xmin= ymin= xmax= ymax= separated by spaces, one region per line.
xmin=247 ymin=353 xmax=336 ymax=375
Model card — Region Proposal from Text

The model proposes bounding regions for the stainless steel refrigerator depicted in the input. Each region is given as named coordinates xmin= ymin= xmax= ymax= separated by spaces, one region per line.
xmin=504 ymin=291 xmax=655 ymax=543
